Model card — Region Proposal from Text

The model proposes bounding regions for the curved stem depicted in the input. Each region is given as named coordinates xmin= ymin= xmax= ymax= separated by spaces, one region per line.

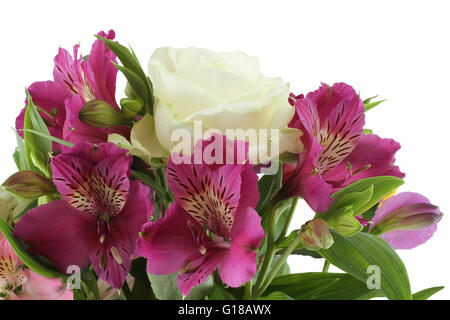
xmin=254 ymin=233 xmax=303 ymax=298
xmin=253 ymin=203 xmax=279 ymax=294
xmin=278 ymin=197 xmax=299 ymax=242
xmin=322 ymin=260 xmax=330 ymax=273
xmin=243 ymin=281 xmax=252 ymax=300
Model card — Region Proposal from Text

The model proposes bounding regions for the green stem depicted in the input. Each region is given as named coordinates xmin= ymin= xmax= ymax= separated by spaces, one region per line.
xmin=243 ymin=281 xmax=252 ymax=300
xmin=253 ymin=203 xmax=279 ymax=294
xmin=254 ymin=233 xmax=303 ymax=298
xmin=278 ymin=197 xmax=299 ymax=242
xmin=322 ymin=260 xmax=330 ymax=273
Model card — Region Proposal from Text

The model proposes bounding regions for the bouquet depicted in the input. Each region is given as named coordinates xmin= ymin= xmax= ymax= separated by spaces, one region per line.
xmin=0 ymin=30 xmax=443 ymax=301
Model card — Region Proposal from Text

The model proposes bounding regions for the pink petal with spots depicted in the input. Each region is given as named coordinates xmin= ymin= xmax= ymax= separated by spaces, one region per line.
xmin=167 ymin=156 xmax=243 ymax=239
xmin=178 ymin=248 xmax=227 ymax=297
xmin=324 ymin=134 xmax=405 ymax=190
xmin=90 ymin=181 xmax=151 ymax=289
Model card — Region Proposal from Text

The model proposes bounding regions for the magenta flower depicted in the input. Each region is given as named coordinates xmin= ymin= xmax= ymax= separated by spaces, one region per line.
xmin=15 ymin=30 xmax=130 ymax=150
xmin=282 ymin=83 xmax=405 ymax=212
xmin=369 ymin=192 xmax=443 ymax=249
xmin=14 ymin=142 xmax=153 ymax=288
xmin=0 ymin=236 xmax=72 ymax=300
xmin=137 ymin=134 xmax=265 ymax=296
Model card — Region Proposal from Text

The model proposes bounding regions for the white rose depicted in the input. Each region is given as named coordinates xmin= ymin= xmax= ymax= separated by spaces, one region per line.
xmin=144 ymin=47 xmax=301 ymax=162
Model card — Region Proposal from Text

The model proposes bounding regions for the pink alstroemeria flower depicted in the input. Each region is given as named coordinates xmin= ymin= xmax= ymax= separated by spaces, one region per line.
xmin=281 ymin=83 xmax=405 ymax=212
xmin=15 ymin=30 xmax=130 ymax=150
xmin=137 ymin=134 xmax=265 ymax=296
xmin=0 ymin=236 xmax=72 ymax=300
xmin=369 ymin=192 xmax=443 ymax=249
xmin=14 ymin=142 xmax=153 ymax=288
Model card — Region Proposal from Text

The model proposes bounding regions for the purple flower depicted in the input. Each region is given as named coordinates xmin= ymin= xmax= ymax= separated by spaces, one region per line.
xmin=15 ymin=30 xmax=130 ymax=151
xmin=282 ymin=83 xmax=405 ymax=212
xmin=137 ymin=134 xmax=265 ymax=296
xmin=370 ymin=192 xmax=443 ymax=249
xmin=14 ymin=142 xmax=153 ymax=288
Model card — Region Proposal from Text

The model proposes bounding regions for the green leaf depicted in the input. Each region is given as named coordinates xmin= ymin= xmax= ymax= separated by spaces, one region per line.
xmin=264 ymin=273 xmax=339 ymax=300
xmin=412 ymin=286 xmax=444 ymax=300
xmin=21 ymin=129 xmax=74 ymax=148
xmin=208 ymin=285 xmax=236 ymax=300
xmin=0 ymin=217 xmax=62 ymax=278
xmin=256 ymin=161 xmax=282 ymax=216
xmin=23 ymin=92 xmax=52 ymax=177
xmin=331 ymin=176 xmax=404 ymax=217
xmin=259 ymin=291 xmax=293 ymax=300
xmin=96 ymin=36 xmax=153 ymax=114
xmin=148 ymin=272 xmax=214 ymax=300
xmin=131 ymin=170 xmax=166 ymax=197
xmin=318 ymin=231 xmax=411 ymax=300
xmin=365 ymin=99 xmax=386 ymax=112
xmin=311 ymin=273 xmax=383 ymax=300
xmin=14 ymin=131 xmax=29 ymax=171
xmin=112 ymin=63 xmax=149 ymax=102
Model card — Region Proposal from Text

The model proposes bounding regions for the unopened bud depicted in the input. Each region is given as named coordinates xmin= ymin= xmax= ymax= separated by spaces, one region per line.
xmin=120 ymin=98 xmax=144 ymax=119
xmin=3 ymin=170 xmax=57 ymax=199
xmin=79 ymin=100 xmax=131 ymax=128
xmin=300 ymin=218 xmax=334 ymax=251
xmin=371 ymin=203 xmax=443 ymax=236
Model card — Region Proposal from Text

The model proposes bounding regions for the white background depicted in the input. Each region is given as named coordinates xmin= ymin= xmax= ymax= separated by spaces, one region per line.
xmin=0 ymin=0 xmax=449 ymax=299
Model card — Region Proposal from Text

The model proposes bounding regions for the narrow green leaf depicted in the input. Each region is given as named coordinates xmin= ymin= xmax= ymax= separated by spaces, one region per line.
xmin=0 ymin=217 xmax=62 ymax=278
xmin=412 ymin=286 xmax=444 ymax=300
xmin=14 ymin=131 xmax=29 ymax=171
xmin=256 ymin=161 xmax=282 ymax=216
xmin=131 ymin=170 xmax=166 ymax=196
xmin=23 ymin=92 xmax=53 ymax=176
xmin=95 ymin=36 xmax=145 ymax=80
xmin=259 ymin=291 xmax=293 ymax=300
xmin=112 ymin=62 xmax=149 ymax=102
xmin=365 ymin=99 xmax=386 ymax=112
xmin=318 ymin=231 xmax=411 ymax=300
xmin=21 ymin=129 xmax=74 ymax=148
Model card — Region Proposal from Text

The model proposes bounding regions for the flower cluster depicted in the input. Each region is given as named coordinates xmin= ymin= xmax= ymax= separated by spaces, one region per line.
xmin=0 ymin=30 xmax=443 ymax=300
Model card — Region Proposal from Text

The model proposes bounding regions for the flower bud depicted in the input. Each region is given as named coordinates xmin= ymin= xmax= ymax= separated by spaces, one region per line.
xmin=300 ymin=218 xmax=334 ymax=251
xmin=79 ymin=100 xmax=131 ymax=128
xmin=371 ymin=203 xmax=443 ymax=236
xmin=120 ymin=98 xmax=144 ymax=119
xmin=3 ymin=170 xmax=57 ymax=199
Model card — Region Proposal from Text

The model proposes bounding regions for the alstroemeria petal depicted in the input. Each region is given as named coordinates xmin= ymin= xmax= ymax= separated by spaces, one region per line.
xmin=85 ymin=30 xmax=118 ymax=108
xmin=308 ymin=82 xmax=358 ymax=122
xmin=14 ymin=200 xmax=96 ymax=272
xmin=18 ymin=270 xmax=73 ymax=300
xmin=371 ymin=192 xmax=439 ymax=249
xmin=167 ymin=154 xmax=242 ymax=239
xmin=178 ymin=248 xmax=226 ymax=297
xmin=325 ymin=134 xmax=405 ymax=189
xmin=219 ymin=206 xmax=265 ymax=287
xmin=137 ymin=203 xmax=200 ymax=275
xmin=282 ymin=138 xmax=334 ymax=212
